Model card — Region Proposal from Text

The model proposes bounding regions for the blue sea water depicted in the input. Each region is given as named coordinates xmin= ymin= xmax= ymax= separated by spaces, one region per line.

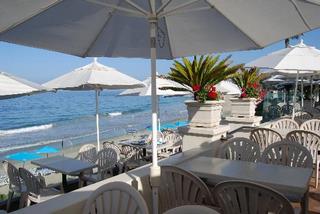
xmin=0 ymin=90 xmax=188 ymax=154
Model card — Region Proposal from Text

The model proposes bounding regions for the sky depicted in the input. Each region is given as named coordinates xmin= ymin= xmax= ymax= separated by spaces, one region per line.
xmin=0 ymin=28 xmax=320 ymax=84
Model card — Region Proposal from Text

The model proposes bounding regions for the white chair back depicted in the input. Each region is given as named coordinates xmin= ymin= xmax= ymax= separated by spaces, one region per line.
xmin=82 ymin=181 xmax=149 ymax=214
xmin=300 ymin=119 xmax=320 ymax=133
xmin=220 ymin=137 xmax=260 ymax=162
xmin=249 ymin=128 xmax=282 ymax=151
xmin=271 ymin=118 xmax=299 ymax=130
xmin=261 ymin=140 xmax=313 ymax=168
xmin=213 ymin=180 xmax=294 ymax=214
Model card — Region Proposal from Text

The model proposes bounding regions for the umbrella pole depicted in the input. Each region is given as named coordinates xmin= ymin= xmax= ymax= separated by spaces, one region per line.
xmin=292 ymin=70 xmax=299 ymax=119
xmin=311 ymin=76 xmax=314 ymax=107
xmin=301 ymin=77 xmax=304 ymax=109
xmin=95 ymin=89 xmax=101 ymax=151
xmin=149 ymin=7 xmax=160 ymax=214
xmin=158 ymin=95 xmax=161 ymax=132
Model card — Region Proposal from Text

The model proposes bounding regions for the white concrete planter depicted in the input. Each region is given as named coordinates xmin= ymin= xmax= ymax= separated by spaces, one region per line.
xmin=230 ymin=98 xmax=257 ymax=118
xmin=185 ymin=100 xmax=224 ymax=128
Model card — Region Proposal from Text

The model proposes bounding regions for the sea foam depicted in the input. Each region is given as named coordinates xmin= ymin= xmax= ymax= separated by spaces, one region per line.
xmin=0 ymin=124 xmax=53 ymax=136
xmin=108 ymin=112 xmax=122 ymax=117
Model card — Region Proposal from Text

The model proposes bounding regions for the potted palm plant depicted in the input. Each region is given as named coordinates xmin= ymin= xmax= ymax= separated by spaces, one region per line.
xmin=166 ymin=55 xmax=242 ymax=128
xmin=229 ymin=67 xmax=267 ymax=118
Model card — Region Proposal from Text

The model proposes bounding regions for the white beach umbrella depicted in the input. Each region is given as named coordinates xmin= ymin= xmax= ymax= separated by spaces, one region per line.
xmin=0 ymin=71 xmax=48 ymax=99
xmin=263 ymin=75 xmax=285 ymax=83
xmin=43 ymin=58 xmax=144 ymax=151
xmin=120 ymin=76 xmax=189 ymax=97
xmin=120 ymin=75 xmax=190 ymax=132
xmin=2 ymin=1 xmax=320 ymax=213
xmin=216 ymin=81 xmax=241 ymax=95
xmin=247 ymin=40 xmax=320 ymax=117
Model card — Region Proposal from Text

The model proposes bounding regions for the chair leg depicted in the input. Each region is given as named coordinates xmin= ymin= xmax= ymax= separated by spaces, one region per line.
xmin=6 ymin=190 xmax=14 ymax=212
xmin=26 ymin=197 xmax=31 ymax=207
xmin=316 ymin=162 xmax=319 ymax=189
xmin=19 ymin=192 xmax=27 ymax=208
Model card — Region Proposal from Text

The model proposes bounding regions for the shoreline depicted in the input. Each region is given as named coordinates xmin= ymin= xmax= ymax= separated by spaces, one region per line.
xmin=0 ymin=119 xmax=183 ymax=196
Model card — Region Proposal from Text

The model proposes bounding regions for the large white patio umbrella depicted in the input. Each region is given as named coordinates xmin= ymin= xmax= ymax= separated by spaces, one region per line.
xmin=43 ymin=58 xmax=144 ymax=151
xmin=2 ymin=1 xmax=320 ymax=213
xmin=0 ymin=71 xmax=47 ymax=99
xmin=247 ymin=40 xmax=320 ymax=117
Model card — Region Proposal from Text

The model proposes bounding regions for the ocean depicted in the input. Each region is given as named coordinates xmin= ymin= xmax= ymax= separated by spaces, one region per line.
xmin=0 ymin=90 xmax=188 ymax=156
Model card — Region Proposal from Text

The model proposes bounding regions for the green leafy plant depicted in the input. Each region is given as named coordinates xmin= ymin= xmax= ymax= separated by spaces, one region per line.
xmin=230 ymin=67 xmax=267 ymax=101
xmin=165 ymin=55 xmax=243 ymax=103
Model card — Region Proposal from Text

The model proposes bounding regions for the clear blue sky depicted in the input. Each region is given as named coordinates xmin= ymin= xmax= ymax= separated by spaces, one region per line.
xmin=1 ymin=29 xmax=320 ymax=84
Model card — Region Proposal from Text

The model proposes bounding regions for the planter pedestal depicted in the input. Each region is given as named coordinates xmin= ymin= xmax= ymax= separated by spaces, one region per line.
xmin=178 ymin=125 xmax=230 ymax=151
xmin=180 ymin=100 xmax=229 ymax=151
xmin=226 ymin=98 xmax=262 ymax=126
xmin=225 ymin=115 xmax=262 ymax=127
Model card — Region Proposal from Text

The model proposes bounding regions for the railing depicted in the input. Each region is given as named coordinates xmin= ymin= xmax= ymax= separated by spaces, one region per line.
xmin=12 ymin=142 xmax=214 ymax=214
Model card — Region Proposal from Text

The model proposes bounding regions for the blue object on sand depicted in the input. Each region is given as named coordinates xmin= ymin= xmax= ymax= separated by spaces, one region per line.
xmin=175 ymin=121 xmax=189 ymax=127
xmin=146 ymin=120 xmax=189 ymax=131
xmin=35 ymin=146 xmax=59 ymax=154
xmin=6 ymin=152 xmax=43 ymax=162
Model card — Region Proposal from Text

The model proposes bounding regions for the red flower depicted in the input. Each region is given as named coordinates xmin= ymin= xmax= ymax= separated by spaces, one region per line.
xmin=211 ymin=86 xmax=216 ymax=92
xmin=192 ymin=84 xmax=201 ymax=92
xmin=240 ymin=92 xmax=247 ymax=98
xmin=208 ymin=91 xmax=218 ymax=100
xmin=241 ymin=87 xmax=245 ymax=92
xmin=253 ymin=82 xmax=259 ymax=89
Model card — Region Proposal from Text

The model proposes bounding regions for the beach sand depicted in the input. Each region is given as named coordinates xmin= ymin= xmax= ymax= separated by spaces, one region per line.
xmin=0 ymin=129 xmax=151 ymax=196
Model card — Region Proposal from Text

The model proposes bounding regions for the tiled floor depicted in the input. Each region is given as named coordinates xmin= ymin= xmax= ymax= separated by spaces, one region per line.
xmin=306 ymin=178 xmax=320 ymax=213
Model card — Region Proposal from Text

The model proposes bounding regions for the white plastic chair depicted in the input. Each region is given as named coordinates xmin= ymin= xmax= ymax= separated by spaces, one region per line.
xmin=80 ymin=148 xmax=118 ymax=186
xmin=163 ymin=205 xmax=220 ymax=214
xmin=2 ymin=161 xmax=27 ymax=211
xmin=159 ymin=166 xmax=215 ymax=213
xmin=286 ymin=130 xmax=320 ymax=188
xmin=19 ymin=167 xmax=61 ymax=206
xmin=213 ymin=180 xmax=295 ymax=214
xmin=294 ymin=111 xmax=313 ymax=124
xmin=102 ymin=142 xmax=121 ymax=161
xmin=300 ymin=119 xmax=320 ymax=134
xmin=271 ymin=118 xmax=299 ymax=130
xmin=163 ymin=133 xmax=183 ymax=155
xmin=249 ymin=128 xmax=283 ymax=151
xmin=82 ymin=181 xmax=149 ymax=214
xmin=77 ymin=144 xmax=97 ymax=164
xmin=122 ymin=146 xmax=148 ymax=172
xmin=260 ymin=140 xmax=313 ymax=168
xmin=220 ymin=137 xmax=260 ymax=162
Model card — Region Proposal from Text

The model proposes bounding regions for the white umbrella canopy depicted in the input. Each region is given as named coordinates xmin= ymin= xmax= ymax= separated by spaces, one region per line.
xmin=247 ymin=40 xmax=320 ymax=117
xmin=120 ymin=76 xmax=190 ymax=96
xmin=263 ymin=75 xmax=285 ymax=83
xmin=44 ymin=58 xmax=143 ymax=90
xmin=0 ymin=71 xmax=48 ymax=99
xmin=1 ymin=1 xmax=320 ymax=58
xmin=120 ymin=78 xmax=240 ymax=96
xmin=215 ymin=81 xmax=241 ymax=95
xmin=43 ymin=58 xmax=144 ymax=151
xmin=3 ymin=1 xmax=320 ymax=213
xmin=247 ymin=40 xmax=320 ymax=72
